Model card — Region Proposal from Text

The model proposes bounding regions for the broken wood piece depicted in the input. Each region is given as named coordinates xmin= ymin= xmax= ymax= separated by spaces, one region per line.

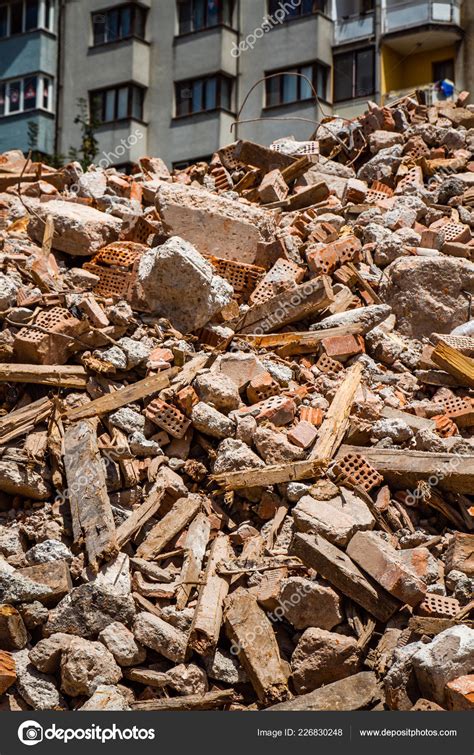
xmin=431 ymin=341 xmax=474 ymax=388
xmin=188 ymin=534 xmax=233 ymax=655
xmin=63 ymin=419 xmax=118 ymax=571
xmin=63 ymin=367 xmax=177 ymax=420
xmin=0 ymin=364 xmax=87 ymax=388
xmin=337 ymin=445 xmax=474 ymax=494
xmin=136 ymin=494 xmax=202 ymax=560
xmin=0 ymin=397 xmax=52 ymax=445
xmin=224 ymin=589 xmax=289 ymax=704
xmin=0 ymin=650 xmax=16 ymax=694
xmin=131 ymin=689 xmax=234 ymax=711
xmin=176 ymin=512 xmax=211 ymax=610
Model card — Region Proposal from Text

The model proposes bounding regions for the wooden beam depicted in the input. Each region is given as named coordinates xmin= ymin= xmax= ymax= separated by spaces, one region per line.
xmin=337 ymin=445 xmax=474 ymax=494
xmin=224 ymin=589 xmax=289 ymax=704
xmin=239 ymin=322 xmax=365 ymax=356
xmin=136 ymin=494 xmax=202 ymax=560
xmin=0 ymin=364 xmax=87 ymax=388
xmin=131 ymin=689 xmax=234 ymax=711
xmin=0 ymin=397 xmax=52 ymax=445
xmin=431 ymin=341 xmax=474 ymax=388
xmin=63 ymin=367 xmax=177 ymax=421
xmin=63 ymin=420 xmax=118 ymax=571
xmin=188 ymin=534 xmax=233 ymax=655
xmin=176 ymin=512 xmax=210 ymax=610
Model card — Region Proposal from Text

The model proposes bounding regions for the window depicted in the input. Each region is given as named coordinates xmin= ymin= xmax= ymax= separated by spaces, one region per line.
xmin=0 ymin=74 xmax=53 ymax=117
xmin=178 ymin=0 xmax=234 ymax=35
xmin=90 ymin=84 xmax=145 ymax=123
xmin=333 ymin=47 xmax=374 ymax=102
xmin=0 ymin=0 xmax=53 ymax=36
xmin=175 ymin=74 xmax=232 ymax=116
xmin=268 ymin=0 xmax=327 ymax=18
xmin=92 ymin=3 xmax=147 ymax=45
xmin=265 ymin=62 xmax=328 ymax=107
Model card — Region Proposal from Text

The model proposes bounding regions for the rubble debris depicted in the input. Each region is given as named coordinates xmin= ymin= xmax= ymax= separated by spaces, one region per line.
xmin=0 ymin=91 xmax=473 ymax=713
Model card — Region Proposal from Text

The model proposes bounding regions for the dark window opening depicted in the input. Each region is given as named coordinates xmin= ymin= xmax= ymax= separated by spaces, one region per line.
xmin=175 ymin=74 xmax=232 ymax=116
xmin=265 ymin=62 xmax=329 ymax=107
xmin=268 ymin=0 xmax=327 ymax=18
xmin=333 ymin=47 xmax=375 ymax=102
xmin=92 ymin=3 xmax=147 ymax=45
xmin=178 ymin=0 xmax=234 ymax=35
xmin=90 ymin=84 xmax=145 ymax=123
xmin=433 ymin=59 xmax=455 ymax=83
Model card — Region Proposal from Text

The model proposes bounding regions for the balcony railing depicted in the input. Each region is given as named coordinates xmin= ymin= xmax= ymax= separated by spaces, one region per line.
xmin=383 ymin=1 xmax=461 ymax=35
xmin=335 ymin=11 xmax=375 ymax=44
xmin=384 ymin=82 xmax=459 ymax=106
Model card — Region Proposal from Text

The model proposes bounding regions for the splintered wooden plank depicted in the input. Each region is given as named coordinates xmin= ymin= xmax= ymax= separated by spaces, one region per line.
xmin=116 ymin=487 xmax=167 ymax=549
xmin=290 ymin=532 xmax=399 ymax=622
xmin=224 ymin=589 xmax=289 ymax=704
xmin=176 ymin=512 xmax=211 ymax=610
xmin=212 ymin=362 xmax=362 ymax=490
xmin=131 ymin=689 xmax=234 ymax=711
xmin=310 ymin=361 xmax=363 ymax=463
xmin=63 ymin=420 xmax=118 ymax=571
xmin=236 ymin=276 xmax=333 ymax=334
xmin=336 ymin=445 xmax=474 ymax=494
xmin=136 ymin=494 xmax=202 ymax=560
xmin=0 ymin=364 xmax=87 ymax=388
xmin=431 ymin=341 xmax=474 ymax=388
xmin=63 ymin=367 xmax=177 ymax=420
xmin=0 ymin=397 xmax=52 ymax=445
xmin=189 ymin=534 xmax=233 ymax=655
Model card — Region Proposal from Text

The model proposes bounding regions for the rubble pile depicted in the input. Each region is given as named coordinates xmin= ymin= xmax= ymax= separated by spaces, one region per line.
xmin=0 ymin=92 xmax=473 ymax=713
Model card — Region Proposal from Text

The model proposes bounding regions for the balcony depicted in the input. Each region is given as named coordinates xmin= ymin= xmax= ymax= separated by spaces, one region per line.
xmin=335 ymin=11 xmax=375 ymax=44
xmin=384 ymin=82 xmax=459 ymax=106
xmin=383 ymin=1 xmax=461 ymax=36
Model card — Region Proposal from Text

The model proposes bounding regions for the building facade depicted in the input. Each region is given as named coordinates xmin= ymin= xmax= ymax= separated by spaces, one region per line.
xmin=0 ymin=0 xmax=471 ymax=167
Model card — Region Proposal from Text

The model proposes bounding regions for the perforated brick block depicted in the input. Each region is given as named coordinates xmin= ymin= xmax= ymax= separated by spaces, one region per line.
xmin=250 ymin=258 xmax=304 ymax=306
xmin=205 ymin=256 xmax=265 ymax=301
xmin=307 ymin=245 xmax=339 ymax=276
xmin=307 ymin=222 xmax=339 ymax=244
xmin=237 ymin=395 xmax=296 ymax=426
xmin=402 ymin=136 xmax=430 ymax=159
xmin=440 ymin=222 xmax=471 ymax=244
xmin=333 ymin=453 xmax=384 ymax=493
xmin=210 ymin=165 xmax=233 ymax=193
xmin=258 ymin=169 xmax=288 ymax=203
xmin=217 ymin=144 xmax=245 ymax=171
xmin=365 ymin=181 xmax=394 ymax=204
xmin=433 ymin=414 xmax=458 ymax=438
xmin=299 ymin=406 xmax=323 ymax=426
xmin=333 ymin=264 xmax=358 ymax=287
xmin=122 ymin=215 xmax=160 ymax=245
xmin=439 ymin=396 xmax=474 ymax=427
xmin=14 ymin=307 xmax=88 ymax=365
xmin=395 ymin=166 xmax=424 ymax=193
xmin=84 ymin=241 xmax=147 ymax=300
xmin=246 ymin=372 xmax=280 ymax=404
xmin=417 ymin=593 xmax=460 ymax=619
xmin=144 ymin=398 xmax=191 ymax=438
xmin=315 ymin=352 xmax=344 ymax=374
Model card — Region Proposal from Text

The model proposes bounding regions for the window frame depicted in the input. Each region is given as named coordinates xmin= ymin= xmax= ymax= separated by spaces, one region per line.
xmin=89 ymin=82 xmax=146 ymax=125
xmin=267 ymin=0 xmax=328 ymax=21
xmin=333 ymin=46 xmax=375 ymax=103
xmin=176 ymin=0 xmax=235 ymax=36
xmin=0 ymin=0 xmax=55 ymax=38
xmin=264 ymin=61 xmax=330 ymax=109
xmin=91 ymin=2 xmax=148 ymax=47
xmin=174 ymin=73 xmax=234 ymax=118
xmin=0 ymin=73 xmax=54 ymax=118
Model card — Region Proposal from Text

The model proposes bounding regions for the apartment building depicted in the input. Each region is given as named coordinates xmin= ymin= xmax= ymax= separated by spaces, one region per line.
xmin=0 ymin=0 xmax=57 ymax=154
xmin=0 ymin=1 xmax=471 ymax=167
